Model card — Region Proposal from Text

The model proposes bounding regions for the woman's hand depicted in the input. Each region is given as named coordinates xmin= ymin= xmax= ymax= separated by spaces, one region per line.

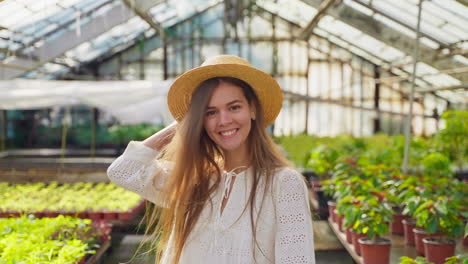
xmin=142 ymin=120 xmax=178 ymax=151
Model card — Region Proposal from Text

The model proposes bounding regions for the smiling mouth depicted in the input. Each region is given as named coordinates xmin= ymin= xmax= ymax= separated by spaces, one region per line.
xmin=219 ymin=128 xmax=238 ymax=138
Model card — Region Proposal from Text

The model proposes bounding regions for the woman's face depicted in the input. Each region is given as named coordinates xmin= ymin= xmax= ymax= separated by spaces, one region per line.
xmin=203 ymin=81 xmax=254 ymax=157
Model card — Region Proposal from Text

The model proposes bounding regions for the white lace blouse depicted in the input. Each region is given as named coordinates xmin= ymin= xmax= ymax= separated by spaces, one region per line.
xmin=107 ymin=141 xmax=315 ymax=264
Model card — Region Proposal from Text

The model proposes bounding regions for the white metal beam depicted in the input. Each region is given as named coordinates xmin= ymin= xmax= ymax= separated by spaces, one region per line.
xmin=0 ymin=0 xmax=163 ymax=80
xmin=300 ymin=0 xmax=468 ymax=83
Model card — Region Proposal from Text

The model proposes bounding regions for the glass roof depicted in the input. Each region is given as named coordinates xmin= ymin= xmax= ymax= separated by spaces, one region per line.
xmin=256 ymin=0 xmax=467 ymax=103
xmin=0 ymin=0 xmax=466 ymax=103
xmin=0 ymin=0 xmax=111 ymax=54
xmin=0 ymin=0 xmax=221 ymax=79
xmin=359 ymin=0 xmax=468 ymax=45
xmin=65 ymin=16 xmax=151 ymax=63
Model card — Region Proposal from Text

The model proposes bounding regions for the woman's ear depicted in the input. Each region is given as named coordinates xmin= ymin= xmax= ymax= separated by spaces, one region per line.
xmin=250 ymin=105 xmax=257 ymax=120
xmin=250 ymin=110 xmax=256 ymax=120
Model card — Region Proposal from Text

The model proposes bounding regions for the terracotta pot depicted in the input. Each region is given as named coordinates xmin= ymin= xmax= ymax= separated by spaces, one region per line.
xmin=391 ymin=214 xmax=409 ymax=235
xmin=44 ymin=211 xmax=59 ymax=218
xmin=327 ymin=201 xmax=337 ymax=222
xmin=6 ymin=211 xmax=20 ymax=218
xmin=133 ymin=200 xmax=146 ymax=213
xmin=423 ymin=237 xmax=456 ymax=264
xmin=402 ymin=218 xmax=416 ymax=245
xmin=309 ymin=176 xmax=321 ymax=188
xmin=335 ymin=210 xmax=344 ymax=232
xmin=76 ymin=212 xmax=88 ymax=219
xmin=413 ymin=228 xmax=439 ymax=256
xmin=358 ymin=237 xmax=391 ymax=264
xmin=118 ymin=211 xmax=134 ymax=221
xmin=345 ymin=227 xmax=353 ymax=243
xmin=102 ymin=212 xmax=117 ymax=220
xmin=33 ymin=212 xmax=44 ymax=218
xmin=87 ymin=212 xmax=103 ymax=220
xmin=351 ymin=231 xmax=367 ymax=256
xmin=61 ymin=211 xmax=75 ymax=217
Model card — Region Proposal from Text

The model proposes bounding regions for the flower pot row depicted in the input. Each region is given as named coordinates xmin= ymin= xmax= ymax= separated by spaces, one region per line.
xmin=329 ymin=206 xmax=464 ymax=264
xmin=401 ymin=219 xmax=461 ymax=264
xmin=329 ymin=209 xmax=392 ymax=264
xmin=0 ymin=199 xmax=145 ymax=221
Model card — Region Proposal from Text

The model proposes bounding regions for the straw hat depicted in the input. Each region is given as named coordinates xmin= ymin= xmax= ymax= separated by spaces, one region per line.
xmin=167 ymin=55 xmax=283 ymax=126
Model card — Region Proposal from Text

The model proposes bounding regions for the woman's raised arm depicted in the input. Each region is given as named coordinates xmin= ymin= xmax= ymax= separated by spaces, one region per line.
xmin=107 ymin=122 xmax=177 ymax=207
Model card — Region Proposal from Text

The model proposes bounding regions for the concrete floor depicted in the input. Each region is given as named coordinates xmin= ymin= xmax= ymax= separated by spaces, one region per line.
xmin=103 ymin=235 xmax=355 ymax=264
xmin=101 ymin=220 xmax=355 ymax=264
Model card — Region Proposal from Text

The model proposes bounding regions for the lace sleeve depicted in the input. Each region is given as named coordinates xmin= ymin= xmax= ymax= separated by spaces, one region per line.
xmin=274 ymin=168 xmax=315 ymax=264
xmin=107 ymin=141 xmax=171 ymax=207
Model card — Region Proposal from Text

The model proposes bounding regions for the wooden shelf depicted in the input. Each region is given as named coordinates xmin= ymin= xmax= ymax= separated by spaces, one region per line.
xmin=86 ymin=239 xmax=111 ymax=264
xmin=328 ymin=218 xmax=467 ymax=264
xmin=328 ymin=218 xmax=363 ymax=264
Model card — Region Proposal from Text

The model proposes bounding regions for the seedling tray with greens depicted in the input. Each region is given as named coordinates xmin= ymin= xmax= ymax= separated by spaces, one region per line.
xmin=0 ymin=182 xmax=144 ymax=220
xmin=0 ymin=215 xmax=110 ymax=263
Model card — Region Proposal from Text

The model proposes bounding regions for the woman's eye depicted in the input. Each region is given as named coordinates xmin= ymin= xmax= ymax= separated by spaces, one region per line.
xmin=206 ymin=111 xmax=216 ymax=117
xmin=230 ymin=105 xmax=241 ymax=111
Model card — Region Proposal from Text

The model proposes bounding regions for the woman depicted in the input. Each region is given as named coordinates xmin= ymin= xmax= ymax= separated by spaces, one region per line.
xmin=107 ymin=55 xmax=315 ymax=264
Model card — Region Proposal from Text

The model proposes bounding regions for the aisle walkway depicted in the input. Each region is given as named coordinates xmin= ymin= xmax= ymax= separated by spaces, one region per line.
xmin=103 ymin=220 xmax=355 ymax=264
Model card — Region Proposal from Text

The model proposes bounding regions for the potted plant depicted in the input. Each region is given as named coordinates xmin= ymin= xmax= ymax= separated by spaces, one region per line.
xmin=381 ymin=171 xmax=413 ymax=235
xmin=444 ymin=255 xmax=468 ymax=264
xmin=399 ymin=256 xmax=434 ymax=264
xmin=321 ymin=178 xmax=338 ymax=222
xmin=307 ymin=144 xmax=341 ymax=181
xmin=398 ymin=173 xmax=429 ymax=245
xmin=309 ymin=144 xmax=345 ymax=218
xmin=403 ymin=152 xmax=461 ymax=257
xmin=338 ymin=196 xmax=365 ymax=243
xmin=436 ymin=110 xmax=468 ymax=172
xmin=355 ymin=195 xmax=394 ymax=264
xmin=419 ymin=196 xmax=464 ymax=264
xmin=399 ymin=254 xmax=468 ymax=264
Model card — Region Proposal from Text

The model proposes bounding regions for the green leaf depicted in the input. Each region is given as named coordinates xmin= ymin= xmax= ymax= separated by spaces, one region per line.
xmin=362 ymin=227 xmax=369 ymax=234
xmin=465 ymin=222 xmax=468 ymax=238
xmin=353 ymin=220 xmax=360 ymax=230
xmin=452 ymin=224 xmax=464 ymax=238
xmin=414 ymin=201 xmax=432 ymax=215
xmin=427 ymin=217 xmax=438 ymax=234
xmin=463 ymin=211 xmax=468 ymax=219
xmin=434 ymin=201 xmax=447 ymax=215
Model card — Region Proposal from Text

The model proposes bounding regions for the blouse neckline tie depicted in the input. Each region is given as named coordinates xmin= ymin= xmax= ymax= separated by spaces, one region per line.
xmin=222 ymin=166 xmax=248 ymax=199
xmin=210 ymin=166 xmax=249 ymax=252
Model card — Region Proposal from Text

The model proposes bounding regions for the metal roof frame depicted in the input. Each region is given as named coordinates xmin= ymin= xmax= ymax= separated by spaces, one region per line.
xmin=300 ymin=0 xmax=468 ymax=83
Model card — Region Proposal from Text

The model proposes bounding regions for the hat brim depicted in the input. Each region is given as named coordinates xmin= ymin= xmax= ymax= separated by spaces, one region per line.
xmin=167 ymin=63 xmax=283 ymax=127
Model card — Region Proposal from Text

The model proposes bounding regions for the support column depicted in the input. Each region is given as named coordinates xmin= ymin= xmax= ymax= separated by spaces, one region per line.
xmin=359 ymin=61 xmax=364 ymax=136
xmin=139 ymin=38 xmax=145 ymax=79
xmin=247 ymin=0 xmax=253 ymax=62
xmin=0 ymin=110 xmax=6 ymax=151
xmin=117 ymin=55 xmax=123 ymax=80
xmin=90 ymin=108 xmax=98 ymax=158
xmin=350 ymin=66 xmax=355 ymax=136
xmin=402 ymin=0 xmax=423 ymax=173
xmin=373 ymin=66 xmax=381 ymax=133
xmin=340 ymin=61 xmax=345 ymax=134
xmin=163 ymin=34 xmax=168 ymax=80
xmin=305 ymin=43 xmax=311 ymax=134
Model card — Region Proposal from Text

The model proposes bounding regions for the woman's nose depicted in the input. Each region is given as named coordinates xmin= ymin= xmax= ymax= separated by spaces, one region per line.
xmin=218 ymin=110 xmax=233 ymax=125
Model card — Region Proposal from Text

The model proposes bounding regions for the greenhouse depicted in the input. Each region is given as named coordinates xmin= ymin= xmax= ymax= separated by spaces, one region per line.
xmin=0 ymin=0 xmax=467 ymax=263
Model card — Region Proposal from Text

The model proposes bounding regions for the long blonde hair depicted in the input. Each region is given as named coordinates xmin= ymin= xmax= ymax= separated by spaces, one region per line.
xmin=144 ymin=77 xmax=290 ymax=264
